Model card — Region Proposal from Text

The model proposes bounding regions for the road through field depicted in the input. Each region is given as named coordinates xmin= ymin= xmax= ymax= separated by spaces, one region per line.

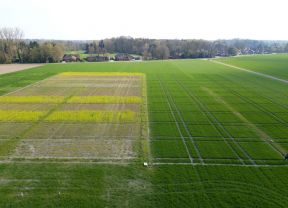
xmin=211 ymin=60 xmax=288 ymax=84
xmin=0 ymin=64 xmax=42 ymax=75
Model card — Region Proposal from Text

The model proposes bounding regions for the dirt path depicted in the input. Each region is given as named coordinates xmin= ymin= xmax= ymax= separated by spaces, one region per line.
xmin=210 ymin=60 xmax=288 ymax=84
xmin=0 ymin=64 xmax=43 ymax=75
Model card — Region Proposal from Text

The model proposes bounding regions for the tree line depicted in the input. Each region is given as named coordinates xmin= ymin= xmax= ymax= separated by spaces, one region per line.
xmin=1 ymin=27 xmax=288 ymax=63
xmin=0 ymin=27 xmax=64 ymax=64
xmin=85 ymin=37 xmax=288 ymax=60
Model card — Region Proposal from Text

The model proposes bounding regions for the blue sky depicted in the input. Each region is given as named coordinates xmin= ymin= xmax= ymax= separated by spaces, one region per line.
xmin=1 ymin=0 xmax=288 ymax=40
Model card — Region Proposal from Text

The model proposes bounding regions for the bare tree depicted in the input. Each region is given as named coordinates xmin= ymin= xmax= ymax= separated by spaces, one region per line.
xmin=154 ymin=42 xmax=170 ymax=59
xmin=0 ymin=27 xmax=24 ymax=63
xmin=0 ymin=27 xmax=24 ymax=42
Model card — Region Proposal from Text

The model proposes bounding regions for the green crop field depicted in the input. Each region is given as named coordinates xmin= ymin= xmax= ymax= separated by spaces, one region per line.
xmin=0 ymin=55 xmax=288 ymax=207
xmin=217 ymin=54 xmax=288 ymax=80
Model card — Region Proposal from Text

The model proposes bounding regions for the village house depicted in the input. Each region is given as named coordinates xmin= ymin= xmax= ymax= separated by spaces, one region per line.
xmin=62 ymin=54 xmax=80 ymax=62
xmin=86 ymin=56 xmax=109 ymax=62
xmin=115 ymin=53 xmax=135 ymax=61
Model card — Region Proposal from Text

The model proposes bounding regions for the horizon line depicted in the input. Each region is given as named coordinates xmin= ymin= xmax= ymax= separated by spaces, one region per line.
xmin=22 ymin=37 xmax=288 ymax=42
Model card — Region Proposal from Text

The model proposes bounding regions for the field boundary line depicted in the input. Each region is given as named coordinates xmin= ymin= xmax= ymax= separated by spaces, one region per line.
xmin=141 ymin=74 xmax=152 ymax=164
xmin=201 ymin=86 xmax=284 ymax=162
xmin=211 ymin=60 xmax=288 ymax=84
xmin=152 ymin=162 xmax=288 ymax=167
xmin=257 ymin=93 xmax=288 ymax=112
xmin=231 ymin=90 xmax=288 ymax=126
xmin=170 ymin=62 xmax=256 ymax=165
xmin=175 ymin=80 xmax=253 ymax=165
xmin=154 ymin=157 xmax=286 ymax=163
xmin=155 ymin=76 xmax=213 ymax=206
xmin=0 ymin=160 xmax=132 ymax=165
xmin=2 ymin=75 xmax=55 ymax=96
xmin=157 ymin=76 xmax=194 ymax=164
xmin=229 ymin=90 xmax=287 ymax=156
xmin=212 ymin=86 xmax=286 ymax=157
xmin=158 ymin=78 xmax=204 ymax=164
xmin=0 ymin=159 xmax=286 ymax=167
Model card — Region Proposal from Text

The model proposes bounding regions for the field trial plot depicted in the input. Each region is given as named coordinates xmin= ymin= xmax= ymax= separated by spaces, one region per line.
xmin=0 ymin=72 xmax=147 ymax=162
xmin=1 ymin=59 xmax=288 ymax=207
xmin=149 ymin=61 xmax=288 ymax=166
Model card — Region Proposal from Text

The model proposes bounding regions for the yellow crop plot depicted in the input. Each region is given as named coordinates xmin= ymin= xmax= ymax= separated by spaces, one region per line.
xmin=68 ymin=96 xmax=142 ymax=104
xmin=1 ymin=71 xmax=146 ymax=162
xmin=45 ymin=110 xmax=138 ymax=122
xmin=0 ymin=96 xmax=65 ymax=103
xmin=59 ymin=72 xmax=144 ymax=77
xmin=0 ymin=96 xmax=142 ymax=104
xmin=0 ymin=110 xmax=46 ymax=121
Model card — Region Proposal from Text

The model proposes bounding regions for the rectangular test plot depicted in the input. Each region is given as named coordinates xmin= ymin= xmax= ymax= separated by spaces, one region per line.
xmin=1 ymin=72 xmax=146 ymax=161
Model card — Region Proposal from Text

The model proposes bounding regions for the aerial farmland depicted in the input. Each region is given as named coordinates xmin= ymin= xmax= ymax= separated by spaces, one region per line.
xmin=0 ymin=54 xmax=287 ymax=207
xmin=2 ymin=0 xmax=288 ymax=205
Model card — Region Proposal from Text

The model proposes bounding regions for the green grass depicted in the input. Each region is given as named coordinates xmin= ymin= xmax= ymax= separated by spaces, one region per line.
xmin=217 ymin=54 xmax=288 ymax=80
xmin=212 ymin=112 xmax=245 ymax=123
xmin=239 ymin=142 xmax=283 ymax=160
xmin=187 ymin=124 xmax=222 ymax=137
xmin=149 ymin=112 xmax=175 ymax=122
xmin=197 ymin=141 xmax=239 ymax=159
xmin=150 ymin=123 xmax=180 ymax=137
xmin=1 ymin=55 xmax=288 ymax=207
xmin=152 ymin=140 xmax=189 ymax=158
xmin=259 ymin=124 xmax=288 ymax=139
xmin=181 ymin=112 xmax=210 ymax=124
xmin=0 ymin=163 xmax=287 ymax=207
xmin=223 ymin=125 xmax=260 ymax=138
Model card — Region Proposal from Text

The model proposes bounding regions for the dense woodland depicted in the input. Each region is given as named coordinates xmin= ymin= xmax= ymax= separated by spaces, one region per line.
xmin=1 ymin=27 xmax=288 ymax=63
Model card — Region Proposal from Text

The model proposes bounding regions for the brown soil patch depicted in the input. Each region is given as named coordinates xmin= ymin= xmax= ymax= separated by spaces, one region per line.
xmin=0 ymin=64 xmax=43 ymax=75
xmin=59 ymin=104 xmax=140 ymax=112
